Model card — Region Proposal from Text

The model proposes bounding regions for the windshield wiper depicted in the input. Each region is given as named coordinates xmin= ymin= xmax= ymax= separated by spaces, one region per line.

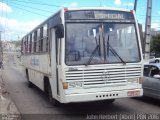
xmin=85 ymin=37 xmax=100 ymax=66
xmin=107 ymin=36 xmax=126 ymax=65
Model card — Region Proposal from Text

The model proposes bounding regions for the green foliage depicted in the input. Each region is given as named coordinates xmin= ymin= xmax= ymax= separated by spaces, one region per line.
xmin=151 ymin=34 xmax=160 ymax=56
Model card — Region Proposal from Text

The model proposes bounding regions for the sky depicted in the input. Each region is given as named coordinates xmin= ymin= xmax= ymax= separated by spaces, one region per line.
xmin=0 ymin=0 xmax=160 ymax=41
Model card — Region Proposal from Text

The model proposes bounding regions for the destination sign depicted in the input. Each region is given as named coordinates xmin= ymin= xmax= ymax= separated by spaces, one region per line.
xmin=95 ymin=13 xmax=125 ymax=19
xmin=65 ymin=10 xmax=134 ymax=20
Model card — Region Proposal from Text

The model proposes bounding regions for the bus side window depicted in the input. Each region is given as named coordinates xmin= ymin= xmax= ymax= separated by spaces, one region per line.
xmin=21 ymin=39 xmax=23 ymax=55
xmin=24 ymin=37 xmax=26 ymax=54
xmin=26 ymin=36 xmax=28 ymax=54
xmin=29 ymin=34 xmax=32 ymax=53
xmin=27 ymin=36 xmax=30 ymax=53
xmin=37 ymin=29 xmax=40 ymax=52
xmin=31 ymin=33 xmax=34 ymax=53
xmin=39 ymin=27 xmax=43 ymax=52
xmin=22 ymin=38 xmax=25 ymax=55
xmin=34 ymin=31 xmax=37 ymax=53
xmin=42 ymin=24 xmax=48 ymax=52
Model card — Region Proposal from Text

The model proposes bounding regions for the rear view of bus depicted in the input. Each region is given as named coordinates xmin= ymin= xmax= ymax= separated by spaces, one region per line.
xmin=59 ymin=8 xmax=143 ymax=103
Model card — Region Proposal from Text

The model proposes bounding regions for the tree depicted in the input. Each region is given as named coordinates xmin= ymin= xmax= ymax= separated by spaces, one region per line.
xmin=150 ymin=34 xmax=160 ymax=57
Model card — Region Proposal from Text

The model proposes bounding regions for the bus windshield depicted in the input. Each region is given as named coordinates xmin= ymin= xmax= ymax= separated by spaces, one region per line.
xmin=65 ymin=22 xmax=140 ymax=66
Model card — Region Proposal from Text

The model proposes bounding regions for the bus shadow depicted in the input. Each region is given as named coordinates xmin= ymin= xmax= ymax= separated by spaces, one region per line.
xmin=56 ymin=100 xmax=134 ymax=115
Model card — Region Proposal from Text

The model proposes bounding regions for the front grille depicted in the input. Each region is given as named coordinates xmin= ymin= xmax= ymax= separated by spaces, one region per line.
xmin=65 ymin=65 xmax=142 ymax=87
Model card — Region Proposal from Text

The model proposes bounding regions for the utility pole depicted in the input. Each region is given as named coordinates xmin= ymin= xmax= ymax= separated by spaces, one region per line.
xmin=134 ymin=0 xmax=138 ymax=12
xmin=144 ymin=0 xmax=152 ymax=60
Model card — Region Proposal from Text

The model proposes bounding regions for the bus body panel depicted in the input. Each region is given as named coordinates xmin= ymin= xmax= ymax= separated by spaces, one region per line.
xmin=22 ymin=54 xmax=50 ymax=90
xmin=63 ymin=89 xmax=143 ymax=103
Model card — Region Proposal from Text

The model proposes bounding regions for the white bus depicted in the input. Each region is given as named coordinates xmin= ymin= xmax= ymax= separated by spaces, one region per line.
xmin=21 ymin=7 xmax=143 ymax=106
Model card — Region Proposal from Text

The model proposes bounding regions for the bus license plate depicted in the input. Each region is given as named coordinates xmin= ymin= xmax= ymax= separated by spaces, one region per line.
xmin=127 ymin=91 xmax=140 ymax=97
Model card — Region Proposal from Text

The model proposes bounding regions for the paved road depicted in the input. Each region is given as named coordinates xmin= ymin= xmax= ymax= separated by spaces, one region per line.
xmin=2 ymin=65 xmax=160 ymax=120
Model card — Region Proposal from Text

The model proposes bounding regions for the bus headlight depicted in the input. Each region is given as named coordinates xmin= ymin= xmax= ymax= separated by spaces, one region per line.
xmin=68 ymin=82 xmax=83 ymax=88
xmin=128 ymin=78 xmax=139 ymax=83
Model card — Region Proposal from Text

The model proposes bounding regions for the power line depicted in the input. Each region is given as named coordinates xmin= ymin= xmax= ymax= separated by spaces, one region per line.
xmin=137 ymin=17 xmax=160 ymax=22
xmin=8 ymin=4 xmax=48 ymax=17
xmin=137 ymin=14 xmax=160 ymax=18
xmin=10 ymin=0 xmax=65 ymax=8
xmin=10 ymin=1 xmax=54 ymax=13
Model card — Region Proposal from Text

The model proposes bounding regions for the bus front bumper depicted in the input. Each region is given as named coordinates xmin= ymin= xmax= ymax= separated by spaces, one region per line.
xmin=61 ymin=89 xmax=143 ymax=103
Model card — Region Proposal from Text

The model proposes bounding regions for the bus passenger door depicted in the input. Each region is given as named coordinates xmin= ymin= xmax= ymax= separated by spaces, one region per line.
xmin=50 ymin=28 xmax=59 ymax=99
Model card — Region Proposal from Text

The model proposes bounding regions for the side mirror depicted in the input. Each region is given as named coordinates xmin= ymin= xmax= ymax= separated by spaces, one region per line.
xmin=153 ymin=75 xmax=160 ymax=79
xmin=56 ymin=24 xmax=64 ymax=38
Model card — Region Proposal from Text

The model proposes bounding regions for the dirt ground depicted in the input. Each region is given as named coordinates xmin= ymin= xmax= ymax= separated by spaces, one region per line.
xmin=0 ymin=70 xmax=21 ymax=120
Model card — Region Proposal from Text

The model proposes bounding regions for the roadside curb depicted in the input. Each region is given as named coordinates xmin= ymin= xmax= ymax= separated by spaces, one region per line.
xmin=0 ymin=70 xmax=22 ymax=120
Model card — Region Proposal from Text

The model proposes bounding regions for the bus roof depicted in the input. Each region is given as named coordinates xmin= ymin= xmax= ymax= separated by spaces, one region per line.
xmin=65 ymin=7 xmax=133 ymax=12
xmin=21 ymin=7 xmax=134 ymax=40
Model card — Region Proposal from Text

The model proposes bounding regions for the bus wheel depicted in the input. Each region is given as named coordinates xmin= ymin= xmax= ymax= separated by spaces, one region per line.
xmin=48 ymin=83 xmax=60 ymax=106
xmin=26 ymin=71 xmax=33 ymax=88
xmin=28 ymin=81 xmax=33 ymax=88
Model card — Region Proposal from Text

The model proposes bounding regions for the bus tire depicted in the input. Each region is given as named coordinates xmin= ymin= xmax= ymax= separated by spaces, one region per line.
xmin=26 ymin=70 xmax=33 ymax=88
xmin=48 ymin=83 xmax=60 ymax=106
xmin=28 ymin=81 xmax=33 ymax=88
